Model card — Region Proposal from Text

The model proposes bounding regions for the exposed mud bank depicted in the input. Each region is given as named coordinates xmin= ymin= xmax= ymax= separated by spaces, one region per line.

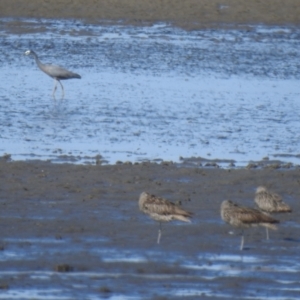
xmin=1 ymin=0 xmax=300 ymax=29
xmin=0 ymin=160 xmax=299 ymax=298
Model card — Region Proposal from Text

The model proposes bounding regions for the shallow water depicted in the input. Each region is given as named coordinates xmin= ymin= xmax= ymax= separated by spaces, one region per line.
xmin=1 ymin=19 xmax=300 ymax=166
xmin=0 ymin=177 xmax=298 ymax=300
xmin=0 ymin=237 xmax=300 ymax=299
xmin=1 ymin=20 xmax=300 ymax=298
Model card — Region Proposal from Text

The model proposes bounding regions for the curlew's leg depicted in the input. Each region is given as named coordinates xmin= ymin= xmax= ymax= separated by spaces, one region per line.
xmin=52 ymin=79 xmax=58 ymax=98
xmin=157 ymin=222 xmax=162 ymax=244
xmin=266 ymin=227 xmax=269 ymax=240
xmin=240 ymin=231 xmax=244 ymax=251
xmin=57 ymin=80 xmax=64 ymax=99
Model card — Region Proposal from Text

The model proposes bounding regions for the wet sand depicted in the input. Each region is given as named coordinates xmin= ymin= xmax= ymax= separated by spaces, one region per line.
xmin=1 ymin=0 xmax=300 ymax=29
xmin=0 ymin=160 xmax=299 ymax=297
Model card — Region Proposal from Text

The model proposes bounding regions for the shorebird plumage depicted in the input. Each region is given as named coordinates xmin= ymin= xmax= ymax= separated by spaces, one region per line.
xmin=221 ymin=200 xmax=279 ymax=250
xmin=138 ymin=192 xmax=192 ymax=244
xmin=255 ymin=186 xmax=291 ymax=239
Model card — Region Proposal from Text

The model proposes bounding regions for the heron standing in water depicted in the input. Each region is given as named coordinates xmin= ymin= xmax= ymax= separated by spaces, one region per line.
xmin=25 ymin=50 xmax=81 ymax=99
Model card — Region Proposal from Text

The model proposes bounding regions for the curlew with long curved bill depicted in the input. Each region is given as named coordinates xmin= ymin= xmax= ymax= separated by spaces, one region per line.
xmin=138 ymin=192 xmax=192 ymax=244
xmin=221 ymin=200 xmax=279 ymax=250
xmin=255 ymin=186 xmax=292 ymax=240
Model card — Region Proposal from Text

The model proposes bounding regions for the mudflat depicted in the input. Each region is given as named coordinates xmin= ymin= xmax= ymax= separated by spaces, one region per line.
xmin=0 ymin=160 xmax=299 ymax=297
xmin=1 ymin=0 xmax=300 ymax=29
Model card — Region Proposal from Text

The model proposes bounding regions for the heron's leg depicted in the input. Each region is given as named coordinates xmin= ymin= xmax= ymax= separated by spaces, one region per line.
xmin=58 ymin=80 xmax=64 ymax=99
xmin=157 ymin=222 xmax=162 ymax=244
xmin=52 ymin=79 xmax=58 ymax=98
xmin=266 ymin=227 xmax=269 ymax=240
xmin=240 ymin=231 xmax=244 ymax=251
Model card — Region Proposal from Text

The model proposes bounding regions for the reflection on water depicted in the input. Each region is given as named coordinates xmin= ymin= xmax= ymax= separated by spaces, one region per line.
xmin=0 ymin=289 xmax=71 ymax=300
xmin=0 ymin=20 xmax=300 ymax=166
xmin=199 ymin=254 xmax=262 ymax=263
xmin=0 ymin=239 xmax=300 ymax=299
xmin=0 ymin=241 xmax=300 ymax=299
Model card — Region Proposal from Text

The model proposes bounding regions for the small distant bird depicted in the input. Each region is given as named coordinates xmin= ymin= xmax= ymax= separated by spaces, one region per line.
xmin=255 ymin=186 xmax=292 ymax=240
xmin=25 ymin=50 xmax=81 ymax=98
xmin=138 ymin=192 xmax=192 ymax=244
xmin=221 ymin=200 xmax=279 ymax=250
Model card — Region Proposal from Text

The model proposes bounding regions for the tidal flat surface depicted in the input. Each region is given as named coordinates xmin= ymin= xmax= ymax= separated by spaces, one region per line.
xmin=1 ymin=17 xmax=300 ymax=300
xmin=1 ymin=19 xmax=300 ymax=166
xmin=0 ymin=161 xmax=299 ymax=299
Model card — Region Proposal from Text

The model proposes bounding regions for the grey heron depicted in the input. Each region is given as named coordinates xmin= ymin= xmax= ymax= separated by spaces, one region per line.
xmin=25 ymin=50 xmax=81 ymax=98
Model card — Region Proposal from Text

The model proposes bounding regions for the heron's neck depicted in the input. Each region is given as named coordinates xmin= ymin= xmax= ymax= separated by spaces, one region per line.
xmin=32 ymin=52 xmax=44 ymax=70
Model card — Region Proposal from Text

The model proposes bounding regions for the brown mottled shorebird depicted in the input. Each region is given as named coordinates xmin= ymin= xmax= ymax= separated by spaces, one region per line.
xmin=221 ymin=200 xmax=279 ymax=250
xmin=255 ymin=186 xmax=292 ymax=240
xmin=138 ymin=192 xmax=192 ymax=244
